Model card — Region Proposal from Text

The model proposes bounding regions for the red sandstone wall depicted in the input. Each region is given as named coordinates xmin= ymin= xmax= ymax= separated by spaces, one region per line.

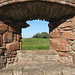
xmin=0 ymin=16 xmax=75 ymax=69
xmin=0 ymin=22 xmax=21 ymax=68
xmin=49 ymin=16 xmax=75 ymax=64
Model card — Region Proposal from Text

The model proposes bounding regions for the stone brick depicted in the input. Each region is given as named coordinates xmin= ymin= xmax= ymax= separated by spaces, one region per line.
xmin=62 ymin=28 xmax=72 ymax=31
xmin=50 ymin=31 xmax=61 ymax=38
xmin=67 ymin=40 xmax=72 ymax=44
xmin=71 ymin=42 xmax=75 ymax=51
xmin=50 ymin=39 xmax=67 ymax=51
xmin=3 ymin=31 xmax=13 ymax=43
xmin=36 ymin=50 xmax=58 ymax=55
xmin=0 ymin=24 xmax=8 ymax=31
xmin=73 ymin=54 xmax=75 ymax=64
xmin=26 ymin=50 xmax=58 ymax=55
xmin=58 ymin=22 xmax=71 ymax=29
xmin=6 ymin=42 xmax=20 ymax=51
xmin=11 ymin=55 xmax=16 ymax=57
xmin=63 ymin=31 xmax=74 ymax=40
xmin=11 ymin=51 xmax=17 ymax=55
xmin=59 ymin=52 xmax=67 ymax=57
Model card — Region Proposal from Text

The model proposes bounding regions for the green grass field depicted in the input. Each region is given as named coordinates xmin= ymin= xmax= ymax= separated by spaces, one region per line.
xmin=22 ymin=38 xmax=49 ymax=50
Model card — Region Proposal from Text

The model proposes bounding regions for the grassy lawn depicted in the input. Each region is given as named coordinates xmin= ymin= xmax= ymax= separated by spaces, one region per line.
xmin=22 ymin=38 xmax=49 ymax=50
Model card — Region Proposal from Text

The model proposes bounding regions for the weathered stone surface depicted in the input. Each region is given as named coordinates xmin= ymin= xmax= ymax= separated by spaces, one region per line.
xmin=0 ymin=56 xmax=7 ymax=69
xmin=50 ymin=31 xmax=61 ymax=38
xmin=59 ymin=52 xmax=67 ymax=57
xmin=0 ymin=24 xmax=8 ymax=31
xmin=0 ymin=34 xmax=2 ymax=46
xmin=73 ymin=54 xmax=75 ymax=64
xmin=62 ymin=28 xmax=72 ymax=31
xmin=58 ymin=22 xmax=71 ymax=29
xmin=0 ymin=1 xmax=74 ymax=69
xmin=20 ymin=50 xmax=58 ymax=55
xmin=63 ymin=31 xmax=74 ymax=40
xmin=3 ymin=31 xmax=13 ymax=43
xmin=6 ymin=42 xmax=20 ymax=51
xmin=50 ymin=39 xmax=67 ymax=51
xmin=71 ymin=42 xmax=75 ymax=50
xmin=11 ymin=51 xmax=17 ymax=55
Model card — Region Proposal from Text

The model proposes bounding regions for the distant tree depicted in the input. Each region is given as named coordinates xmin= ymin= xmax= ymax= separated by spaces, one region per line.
xmin=32 ymin=32 xmax=49 ymax=38
xmin=32 ymin=33 xmax=41 ymax=38
xmin=41 ymin=32 xmax=49 ymax=38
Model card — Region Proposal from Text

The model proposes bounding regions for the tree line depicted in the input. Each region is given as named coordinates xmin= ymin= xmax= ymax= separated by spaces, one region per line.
xmin=32 ymin=32 xmax=49 ymax=39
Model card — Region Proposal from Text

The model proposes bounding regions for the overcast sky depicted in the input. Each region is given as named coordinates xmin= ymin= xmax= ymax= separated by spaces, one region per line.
xmin=22 ymin=19 xmax=49 ymax=38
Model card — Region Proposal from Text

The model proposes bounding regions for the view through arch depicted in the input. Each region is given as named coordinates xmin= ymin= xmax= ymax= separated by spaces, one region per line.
xmin=0 ymin=0 xmax=74 ymax=69
xmin=22 ymin=20 xmax=49 ymax=50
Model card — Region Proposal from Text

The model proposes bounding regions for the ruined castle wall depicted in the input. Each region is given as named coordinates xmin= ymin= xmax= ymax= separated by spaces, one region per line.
xmin=49 ymin=16 xmax=75 ymax=64
xmin=0 ymin=22 xmax=21 ymax=69
xmin=0 ymin=16 xmax=75 ymax=69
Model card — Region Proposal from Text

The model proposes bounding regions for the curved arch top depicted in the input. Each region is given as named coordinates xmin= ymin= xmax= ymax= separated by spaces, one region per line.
xmin=0 ymin=0 xmax=75 ymax=7
xmin=0 ymin=1 xmax=74 ymax=24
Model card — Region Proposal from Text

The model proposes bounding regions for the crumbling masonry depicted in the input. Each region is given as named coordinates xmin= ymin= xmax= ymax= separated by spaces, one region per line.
xmin=0 ymin=0 xmax=75 ymax=69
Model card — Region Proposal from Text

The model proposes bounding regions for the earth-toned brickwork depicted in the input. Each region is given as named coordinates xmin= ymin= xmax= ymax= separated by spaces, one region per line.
xmin=0 ymin=0 xmax=75 ymax=70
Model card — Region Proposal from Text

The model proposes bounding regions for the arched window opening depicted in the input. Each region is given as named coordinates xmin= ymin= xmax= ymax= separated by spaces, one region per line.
xmin=22 ymin=19 xmax=49 ymax=50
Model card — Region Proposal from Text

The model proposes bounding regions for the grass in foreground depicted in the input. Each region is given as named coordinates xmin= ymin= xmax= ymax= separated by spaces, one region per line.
xmin=22 ymin=38 xmax=49 ymax=50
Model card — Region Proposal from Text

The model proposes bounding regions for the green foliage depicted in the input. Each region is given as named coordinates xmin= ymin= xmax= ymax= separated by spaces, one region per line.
xmin=41 ymin=32 xmax=49 ymax=38
xmin=32 ymin=32 xmax=49 ymax=38
xmin=32 ymin=33 xmax=41 ymax=38
xmin=22 ymin=38 xmax=49 ymax=50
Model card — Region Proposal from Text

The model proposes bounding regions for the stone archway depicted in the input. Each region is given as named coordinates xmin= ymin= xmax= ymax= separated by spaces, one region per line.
xmin=0 ymin=0 xmax=75 ymax=69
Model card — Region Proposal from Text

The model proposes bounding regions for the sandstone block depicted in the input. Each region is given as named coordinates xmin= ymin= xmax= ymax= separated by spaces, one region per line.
xmin=3 ymin=31 xmax=13 ymax=43
xmin=63 ymin=31 xmax=74 ymax=40
xmin=11 ymin=55 xmax=16 ymax=57
xmin=50 ymin=39 xmax=67 ymax=51
xmin=72 ymin=16 xmax=75 ymax=26
xmin=62 ymin=28 xmax=72 ymax=31
xmin=58 ymin=22 xmax=71 ymax=29
xmin=11 ymin=51 xmax=17 ymax=55
xmin=67 ymin=40 xmax=72 ymax=44
xmin=6 ymin=42 xmax=20 ymax=51
xmin=71 ymin=42 xmax=75 ymax=51
xmin=59 ymin=52 xmax=67 ymax=57
xmin=0 ymin=24 xmax=8 ymax=31
xmin=50 ymin=31 xmax=60 ymax=38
